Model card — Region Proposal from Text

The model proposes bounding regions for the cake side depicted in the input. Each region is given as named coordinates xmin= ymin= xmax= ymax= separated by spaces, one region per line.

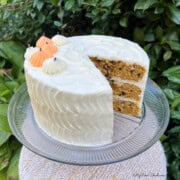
xmin=25 ymin=71 xmax=113 ymax=146
xmin=24 ymin=39 xmax=114 ymax=146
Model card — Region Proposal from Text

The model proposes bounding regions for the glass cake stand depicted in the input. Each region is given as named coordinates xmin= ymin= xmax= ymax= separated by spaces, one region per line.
xmin=8 ymin=79 xmax=169 ymax=166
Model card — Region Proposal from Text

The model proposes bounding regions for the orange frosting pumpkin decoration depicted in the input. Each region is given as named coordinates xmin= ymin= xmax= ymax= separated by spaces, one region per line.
xmin=41 ymin=43 xmax=58 ymax=56
xmin=30 ymin=35 xmax=58 ymax=67
xmin=36 ymin=35 xmax=54 ymax=48
xmin=30 ymin=50 xmax=50 ymax=67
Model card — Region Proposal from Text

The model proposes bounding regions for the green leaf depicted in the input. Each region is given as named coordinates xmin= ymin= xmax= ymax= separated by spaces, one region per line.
xmin=144 ymin=32 xmax=155 ymax=42
xmin=0 ymin=143 xmax=11 ymax=171
xmin=172 ymin=97 xmax=180 ymax=108
xmin=0 ymin=104 xmax=12 ymax=134
xmin=112 ymin=9 xmax=121 ymax=15
xmin=169 ymin=126 xmax=180 ymax=133
xmin=165 ymin=41 xmax=180 ymax=51
xmin=0 ymin=168 xmax=7 ymax=180
xmin=175 ymin=0 xmax=180 ymax=7
xmin=160 ymin=134 xmax=168 ymax=142
xmin=64 ymin=0 xmax=75 ymax=10
xmin=0 ymin=89 xmax=11 ymax=97
xmin=0 ymin=0 xmax=7 ymax=6
xmin=134 ymin=27 xmax=144 ymax=43
xmin=54 ymin=21 xmax=62 ymax=27
xmin=4 ymin=81 xmax=19 ymax=91
xmin=33 ymin=0 xmax=44 ymax=11
xmin=163 ymin=31 xmax=179 ymax=41
xmin=51 ymin=0 xmax=59 ymax=5
xmin=171 ymin=159 xmax=180 ymax=179
xmin=154 ymin=44 xmax=161 ymax=58
xmin=0 ymin=50 xmax=8 ymax=60
xmin=119 ymin=16 xmax=128 ymax=27
xmin=0 ymin=41 xmax=25 ymax=69
xmin=155 ymin=26 xmax=163 ymax=40
xmin=171 ymin=111 xmax=180 ymax=120
xmin=17 ymin=72 xmax=25 ymax=84
xmin=134 ymin=0 xmax=158 ymax=11
xmin=30 ymin=12 xmax=36 ymax=19
xmin=154 ymin=6 xmax=164 ymax=14
xmin=38 ymin=14 xmax=46 ymax=24
xmin=0 ymin=97 xmax=7 ymax=103
xmin=163 ymin=50 xmax=172 ymax=61
xmin=164 ymin=88 xmax=180 ymax=100
xmin=163 ymin=66 xmax=180 ymax=84
xmin=58 ymin=10 xmax=64 ymax=19
xmin=0 ymin=83 xmax=7 ymax=95
xmin=0 ymin=60 xmax=5 ymax=68
xmin=0 ymin=142 xmax=9 ymax=156
xmin=101 ymin=0 xmax=115 ymax=7
xmin=0 ymin=157 xmax=9 ymax=171
xmin=0 ymin=132 xmax=10 ymax=146
xmin=7 ymin=148 xmax=21 ymax=180
xmin=167 ymin=5 xmax=180 ymax=25
xmin=171 ymin=140 xmax=180 ymax=157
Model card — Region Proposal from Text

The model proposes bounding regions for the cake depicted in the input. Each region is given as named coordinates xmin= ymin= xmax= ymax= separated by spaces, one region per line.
xmin=24 ymin=35 xmax=149 ymax=146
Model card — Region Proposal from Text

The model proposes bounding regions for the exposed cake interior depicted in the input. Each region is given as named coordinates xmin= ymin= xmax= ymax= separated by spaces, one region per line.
xmin=90 ymin=57 xmax=146 ymax=116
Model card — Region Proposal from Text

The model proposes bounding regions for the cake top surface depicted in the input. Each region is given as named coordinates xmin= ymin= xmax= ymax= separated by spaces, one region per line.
xmin=67 ymin=35 xmax=149 ymax=67
xmin=24 ymin=35 xmax=149 ymax=95
xmin=24 ymin=41 xmax=112 ymax=95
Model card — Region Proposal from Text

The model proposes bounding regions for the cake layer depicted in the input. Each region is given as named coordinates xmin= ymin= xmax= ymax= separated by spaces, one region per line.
xmin=109 ymin=82 xmax=141 ymax=101
xmin=113 ymin=98 xmax=141 ymax=116
xmin=90 ymin=57 xmax=146 ymax=81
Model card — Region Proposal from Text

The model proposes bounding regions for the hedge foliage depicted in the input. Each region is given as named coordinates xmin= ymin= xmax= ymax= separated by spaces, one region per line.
xmin=0 ymin=0 xmax=179 ymax=179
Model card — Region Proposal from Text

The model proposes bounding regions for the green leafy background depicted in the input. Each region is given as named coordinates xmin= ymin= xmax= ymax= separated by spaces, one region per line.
xmin=0 ymin=0 xmax=179 ymax=179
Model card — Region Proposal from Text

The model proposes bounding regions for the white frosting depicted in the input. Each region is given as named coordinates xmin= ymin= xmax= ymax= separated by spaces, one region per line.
xmin=52 ymin=35 xmax=67 ymax=46
xmin=24 ymin=35 xmax=149 ymax=146
xmin=24 ymin=38 xmax=114 ymax=146
xmin=42 ymin=57 xmax=67 ymax=75
xmin=25 ymin=71 xmax=113 ymax=146
xmin=65 ymin=35 xmax=149 ymax=117
xmin=67 ymin=35 xmax=149 ymax=68
xmin=24 ymin=47 xmax=39 ymax=60
xmin=24 ymin=46 xmax=111 ymax=94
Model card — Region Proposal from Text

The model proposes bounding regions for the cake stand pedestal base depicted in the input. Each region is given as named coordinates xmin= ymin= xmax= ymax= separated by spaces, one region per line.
xmin=19 ymin=141 xmax=166 ymax=180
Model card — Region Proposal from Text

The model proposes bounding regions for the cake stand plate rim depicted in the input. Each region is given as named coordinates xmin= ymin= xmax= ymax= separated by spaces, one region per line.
xmin=8 ymin=78 xmax=170 ymax=165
